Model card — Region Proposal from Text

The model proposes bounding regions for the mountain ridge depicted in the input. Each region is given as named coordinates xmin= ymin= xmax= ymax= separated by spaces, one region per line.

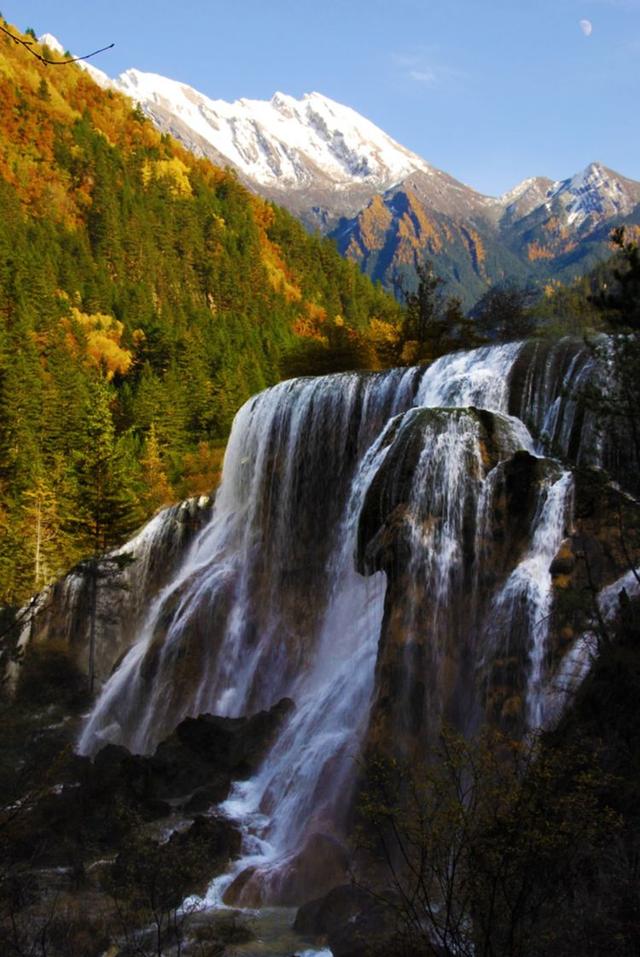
xmin=38 ymin=32 xmax=640 ymax=301
xmin=0 ymin=21 xmax=401 ymax=605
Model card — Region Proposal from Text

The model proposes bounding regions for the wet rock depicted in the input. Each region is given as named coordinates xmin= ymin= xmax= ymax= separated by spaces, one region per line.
xmin=223 ymin=865 xmax=257 ymax=904
xmin=148 ymin=736 xmax=231 ymax=802
xmin=145 ymin=696 xmax=294 ymax=807
xmin=184 ymin=780 xmax=231 ymax=813
xmin=225 ymin=831 xmax=350 ymax=908
xmin=357 ymin=407 xmax=498 ymax=576
xmin=167 ymin=815 xmax=242 ymax=871
xmin=15 ymin=496 xmax=214 ymax=687
xmin=294 ymin=884 xmax=398 ymax=957
xmin=274 ymin=832 xmax=350 ymax=906
xmin=359 ymin=405 xmax=564 ymax=761
xmin=174 ymin=696 xmax=295 ymax=776
xmin=547 ymin=468 xmax=640 ymax=671
xmin=79 ymin=696 xmax=295 ymax=822
xmin=550 ymin=540 xmax=576 ymax=577
xmin=11 ymin=698 xmax=291 ymax=873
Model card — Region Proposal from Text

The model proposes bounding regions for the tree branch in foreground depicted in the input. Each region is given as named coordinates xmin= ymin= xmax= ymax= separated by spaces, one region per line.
xmin=0 ymin=25 xmax=114 ymax=65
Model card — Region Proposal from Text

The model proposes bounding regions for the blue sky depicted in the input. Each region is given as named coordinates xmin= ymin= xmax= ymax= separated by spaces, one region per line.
xmin=2 ymin=0 xmax=639 ymax=195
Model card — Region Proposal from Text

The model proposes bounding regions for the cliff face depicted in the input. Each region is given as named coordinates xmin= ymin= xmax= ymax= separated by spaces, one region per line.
xmin=15 ymin=498 xmax=212 ymax=687
xmin=15 ymin=338 xmax=639 ymax=909
xmin=356 ymin=409 xmax=567 ymax=758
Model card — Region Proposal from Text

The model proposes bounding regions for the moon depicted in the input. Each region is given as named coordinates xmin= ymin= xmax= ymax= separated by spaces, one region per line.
xmin=580 ymin=19 xmax=593 ymax=37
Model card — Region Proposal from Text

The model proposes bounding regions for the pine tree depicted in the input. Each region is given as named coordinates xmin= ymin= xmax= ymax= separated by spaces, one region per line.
xmin=72 ymin=379 xmax=138 ymax=553
xmin=591 ymin=227 xmax=640 ymax=331
xmin=71 ymin=377 xmax=140 ymax=691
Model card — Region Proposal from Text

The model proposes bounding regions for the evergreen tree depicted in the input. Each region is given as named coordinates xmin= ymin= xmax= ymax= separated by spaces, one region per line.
xmin=402 ymin=261 xmax=445 ymax=346
xmin=71 ymin=378 xmax=140 ymax=691
xmin=72 ymin=378 xmax=140 ymax=555
xmin=0 ymin=24 xmax=403 ymax=605
xmin=471 ymin=280 xmax=538 ymax=341
xmin=398 ymin=263 xmax=482 ymax=363
xmin=590 ymin=227 xmax=640 ymax=331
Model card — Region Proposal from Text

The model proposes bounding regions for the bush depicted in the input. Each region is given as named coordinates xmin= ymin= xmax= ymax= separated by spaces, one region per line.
xmin=15 ymin=641 xmax=89 ymax=712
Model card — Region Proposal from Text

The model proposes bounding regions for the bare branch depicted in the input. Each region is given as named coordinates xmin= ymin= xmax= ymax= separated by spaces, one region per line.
xmin=0 ymin=25 xmax=114 ymax=66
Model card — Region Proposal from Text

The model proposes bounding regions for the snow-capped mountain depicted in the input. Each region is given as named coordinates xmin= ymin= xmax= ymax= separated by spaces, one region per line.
xmin=37 ymin=32 xmax=640 ymax=299
xmin=109 ymin=66 xmax=640 ymax=242
xmin=116 ymin=71 xmax=430 ymax=192
xmin=547 ymin=162 xmax=640 ymax=230
xmin=112 ymin=70 xmax=452 ymax=229
xmin=333 ymin=158 xmax=640 ymax=305
xmin=37 ymin=33 xmax=640 ymax=235
xmin=498 ymin=176 xmax=555 ymax=225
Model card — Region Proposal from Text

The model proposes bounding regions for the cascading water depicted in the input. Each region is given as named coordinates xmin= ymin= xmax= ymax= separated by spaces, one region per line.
xmin=485 ymin=471 xmax=573 ymax=728
xmin=77 ymin=339 xmax=610 ymax=907
xmin=79 ymin=367 xmax=420 ymax=758
xmin=14 ymin=496 xmax=212 ymax=688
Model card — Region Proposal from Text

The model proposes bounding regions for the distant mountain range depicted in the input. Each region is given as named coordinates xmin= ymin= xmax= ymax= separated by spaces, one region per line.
xmin=40 ymin=33 xmax=640 ymax=304
xmin=333 ymin=162 xmax=640 ymax=303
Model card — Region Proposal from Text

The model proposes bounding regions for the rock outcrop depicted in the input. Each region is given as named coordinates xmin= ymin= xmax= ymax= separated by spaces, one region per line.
xmin=13 ymin=497 xmax=213 ymax=688
xmin=357 ymin=406 xmax=566 ymax=758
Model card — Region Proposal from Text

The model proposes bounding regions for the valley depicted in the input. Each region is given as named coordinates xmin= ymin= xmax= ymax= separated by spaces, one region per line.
xmin=0 ymin=13 xmax=639 ymax=957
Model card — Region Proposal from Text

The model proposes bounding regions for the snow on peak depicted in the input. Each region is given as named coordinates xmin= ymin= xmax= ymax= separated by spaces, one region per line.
xmin=79 ymin=60 xmax=113 ymax=90
xmin=113 ymin=71 xmax=432 ymax=190
xmin=37 ymin=31 xmax=112 ymax=89
xmin=31 ymin=31 xmax=640 ymax=231
xmin=567 ymin=161 xmax=606 ymax=191
xmin=37 ymin=33 xmax=65 ymax=55
xmin=500 ymin=176 xmax=546 ymax=207
xmin=550 ymin=161 xmax=636 ymax=228
xmin=495 ymin=175 xmax=555 ymax=223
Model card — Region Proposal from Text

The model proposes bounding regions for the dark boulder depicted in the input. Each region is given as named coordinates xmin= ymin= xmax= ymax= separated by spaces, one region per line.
xmin=90 ymin=696 xmax=295 ymax=813
xmin=167 ymin=814 xmax=242 ymax=873
xmin=294 ymin=883 xmax=374 ymax=935
xmin=294 ymin=884 xmax=399 ymax=957
xmin=148 ymin=735 xmax=231 ymax=801
xmin=174 ymin=696 xmax=295 ymax=776
xmin=184 ymin=779 xmax=231 ymax=813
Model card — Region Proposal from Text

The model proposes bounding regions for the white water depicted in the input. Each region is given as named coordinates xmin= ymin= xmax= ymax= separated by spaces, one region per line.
xmin=209 ymin=426 xmax=394 ymax=905
xmin=543 ymin=564 xmax=640 ymax=726
xmin=416 ymin=341 xmax=524 ymax=411
xmin=79 ymin=341 xmax=584 ymax=906
xmin=486 ymin=471 xmax=573 ymax=727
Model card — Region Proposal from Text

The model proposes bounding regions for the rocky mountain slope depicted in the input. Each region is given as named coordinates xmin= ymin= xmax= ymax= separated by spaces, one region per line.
xmin=39 ymin=32 xmax=640 ymax=302
xmin=0 ymin=23 xmax=401 ymax=606
xmin=333 ymin=162 xmax=640 ymax=304
xmin=41 ymin=33 xmax=433 ymax=232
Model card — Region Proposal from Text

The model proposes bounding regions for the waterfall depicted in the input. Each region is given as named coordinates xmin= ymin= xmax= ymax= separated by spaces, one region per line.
xmin=78 ymin=368 xmax=420 ymax=755
xmin=18 ymin=497 xmax=212 ymax=687
xmin=78 ymin=339 xmax=610 ymax=906
xmin=485 ymin=471 xmax=573 ymax=728
xmin=509 ymin=337 xmax=616 ymax=471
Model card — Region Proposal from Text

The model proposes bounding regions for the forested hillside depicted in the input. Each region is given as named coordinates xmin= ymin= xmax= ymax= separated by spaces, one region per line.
xmin=0 ymin=22 xmax=401 ymax=605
